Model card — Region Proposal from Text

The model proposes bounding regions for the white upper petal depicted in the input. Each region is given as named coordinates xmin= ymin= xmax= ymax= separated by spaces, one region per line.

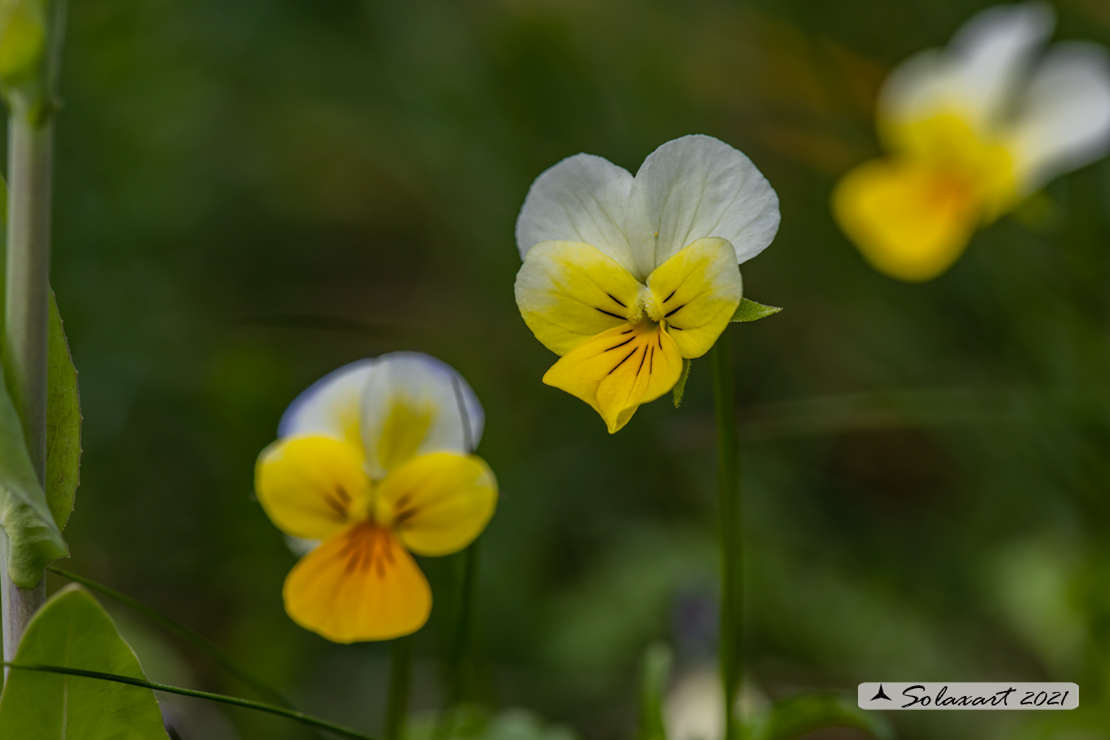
xmin=879 ymin=49 xmax=962 ymax=132
xmin=624 ymin=135 xmax=780 ymax=276
xmin=1006 ymin=42 xmax=1110 ymax=190
xmin=514 ymin=153 xmax=637 ymax=272
xmin=949 ymin=2 xmax=1054 ymax=127
xmin=278 ymin=359 xmax=376 ymax=443
xmin=359 ymin=352 xmax=484 ymax=479
xmin=880 ymin=2 xmax=1054 ymax=134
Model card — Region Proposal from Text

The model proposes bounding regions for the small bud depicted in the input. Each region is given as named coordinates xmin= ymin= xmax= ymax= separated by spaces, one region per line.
xmin=0 ymin=0 xmax=57 ymax=115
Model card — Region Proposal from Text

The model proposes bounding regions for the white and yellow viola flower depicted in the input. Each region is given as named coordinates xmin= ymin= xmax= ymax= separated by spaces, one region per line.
xmin=254 ymin=353 xmax=496 ymax=643
xmin=834 ymin=2 xmax=1110 ymax=282
xmin=514 ymin=134 xmax=780 ymax=433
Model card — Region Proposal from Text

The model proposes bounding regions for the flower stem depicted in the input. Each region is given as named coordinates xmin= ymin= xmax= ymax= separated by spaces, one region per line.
xmin=433 ymin=541 xmax=480 ymax=738
xmin=1 ymin=102 xmax=55 ymax=671
xmin=2 ymin=662 xmax=378 ymax=740
xmin=446 ymin=540 xmax=478 ymax=705
xmin=384 ymin=636 xmax=412 ymax=740
xmin=710 ymin=335 xmax=742 ymax=739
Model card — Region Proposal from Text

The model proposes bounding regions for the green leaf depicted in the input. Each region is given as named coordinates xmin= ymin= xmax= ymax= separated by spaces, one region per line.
xmin=672 ymin=359 xmax=692 ymax=408
xmin=638 ymin=643 xmax=671 ymax=740
xmin=45 ymin=290 xmax=80 ymax=530
xmin=731 ymin=299 xmax=782 ymax=323
xmin=0 ymin=584 xmax=170 ymax=739
xmin=0 ymin=174 xmax=75 ymax=584
xmin=0 ymin=173 xmax=81 ymax=534
xmin=0 ymin=355 xmax=66 ymax=586
xmin=744 ymin=693 xmax=894 ymax=740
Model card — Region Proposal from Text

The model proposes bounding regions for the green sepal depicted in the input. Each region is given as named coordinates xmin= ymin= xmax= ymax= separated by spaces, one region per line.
xmin=743 ymin=693 xmax=894 ymax=740
xmin=0 ymin=356 xmax=66 ymax=586
xmin=672 ymin=359 xmax=692 ymax=408
xmin=731 ymin=298 xmax=782 ymax=323
xmin=0 ymin=585 xmax=170 ymax=738
xmin=637 ymin=643 xmax=671 ymax=740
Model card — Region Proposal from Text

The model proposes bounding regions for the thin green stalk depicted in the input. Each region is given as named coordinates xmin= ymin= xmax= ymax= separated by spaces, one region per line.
xmin=446 ymin=540 xmax=478 ymax=705
xmin=384 ymin=636 xmax=412 ymax=740
xmin=1 ymin=100 xmax=54 ymax=668
xmin=2 ymin=662 xmax=377 ymax=740
xmin=433 ymin=541 xmax=480 ymax=739
xmin=710 ymin=336 xmax=741 ymax=739
xmin=47 ymin=566 xmax=295 ymax=709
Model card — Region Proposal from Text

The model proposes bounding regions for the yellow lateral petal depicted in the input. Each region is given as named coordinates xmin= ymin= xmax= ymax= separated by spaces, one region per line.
xmin=543 ymin=322 xmax=683 ymax=434
xmin=645 ymin=237 xmax=743 ymax=359
xmin=255 ymin=437 xmax=372 ymax=540
xmin=832 ymin=157 xmax=982 ymax=282
xmin=515 ymin=240 xmax=645 ymax=356
xmin=881 ymin=113 xmax=1018 ymax=218
xmin=376 ymin=453 xmax=497 ymax=557
xmin=283 ymin=523 xmax=431 ymax=643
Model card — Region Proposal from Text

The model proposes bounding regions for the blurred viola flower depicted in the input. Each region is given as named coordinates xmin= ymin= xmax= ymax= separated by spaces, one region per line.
xmin=254 ymin=353 xmax=496 ymax=643
xmin=663 ymin=665 xmax=770 ymax=740
xmin=833 ymin=2 xmax=1110 ymax=282
xmin=514 ymin=135 xmax=780 ymax=433
xmin=665 ymin=667 xmax=726 ymax=740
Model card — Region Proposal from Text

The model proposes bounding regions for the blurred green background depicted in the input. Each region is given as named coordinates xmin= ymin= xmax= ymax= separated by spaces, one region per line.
xmin=33 ymin=0 xmax=1110 ymax=737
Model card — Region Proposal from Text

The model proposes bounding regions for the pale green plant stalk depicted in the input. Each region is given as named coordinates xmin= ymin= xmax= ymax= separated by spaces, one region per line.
xmin=710 ymin=335 xmax=742 ymax=739
xmin=1 ymin=99 xmax=54 ymax=668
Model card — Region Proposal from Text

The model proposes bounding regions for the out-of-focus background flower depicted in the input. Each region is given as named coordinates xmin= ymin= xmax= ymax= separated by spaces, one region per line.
xmin=42 ymin=0 xmax=1110 ymax=738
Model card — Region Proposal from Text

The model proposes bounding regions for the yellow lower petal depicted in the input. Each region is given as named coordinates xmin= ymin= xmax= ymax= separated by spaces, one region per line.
xmin=283 ymin=524 xmax=431 ymax=643
xmin=543 ymin=322 xmax=683 ymax=433
xmin=832 ymin=157 xmax=982 ymax=282
xmin=376 ymin=452 xmax=497 ymax=557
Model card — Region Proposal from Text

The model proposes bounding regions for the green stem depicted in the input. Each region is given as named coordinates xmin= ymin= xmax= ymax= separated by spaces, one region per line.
xmin=47 ymin=567 xmax=295 ymax=709
xmin=446 ymin=540 xmax=478 ymax=705
xmin=711 ymin=336 xmax=741 ymax=739
xmin=2 ymin=662 xmax=377 ymax=740
xmin=433 ymin=542 xmax=480 ymax=738
xmin=384 ymin=636 xmax=412 ymax=740
xmin=1 ymin=101 xmax=54 ymax=669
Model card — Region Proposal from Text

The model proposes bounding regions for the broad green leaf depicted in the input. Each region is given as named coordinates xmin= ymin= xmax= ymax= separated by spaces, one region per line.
xmin=744 ymin=693 xmax=893 ymax=740
xmin=0 ymin=174 xmax=81 ymax=534
xmin=638 ymin=643 xmax=671 ymax=740
xmin=45 ymin=290 xmax=80 ymax=530
xmin=672 ymin=359 xmax=692 ymax=408
xmin=0 ymin=356 xmax=66 ymax=586
xmin=0 ymin=584 xmax=170 ymax=739
xmin=731 ymin=299 xmax=782 ymax=323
